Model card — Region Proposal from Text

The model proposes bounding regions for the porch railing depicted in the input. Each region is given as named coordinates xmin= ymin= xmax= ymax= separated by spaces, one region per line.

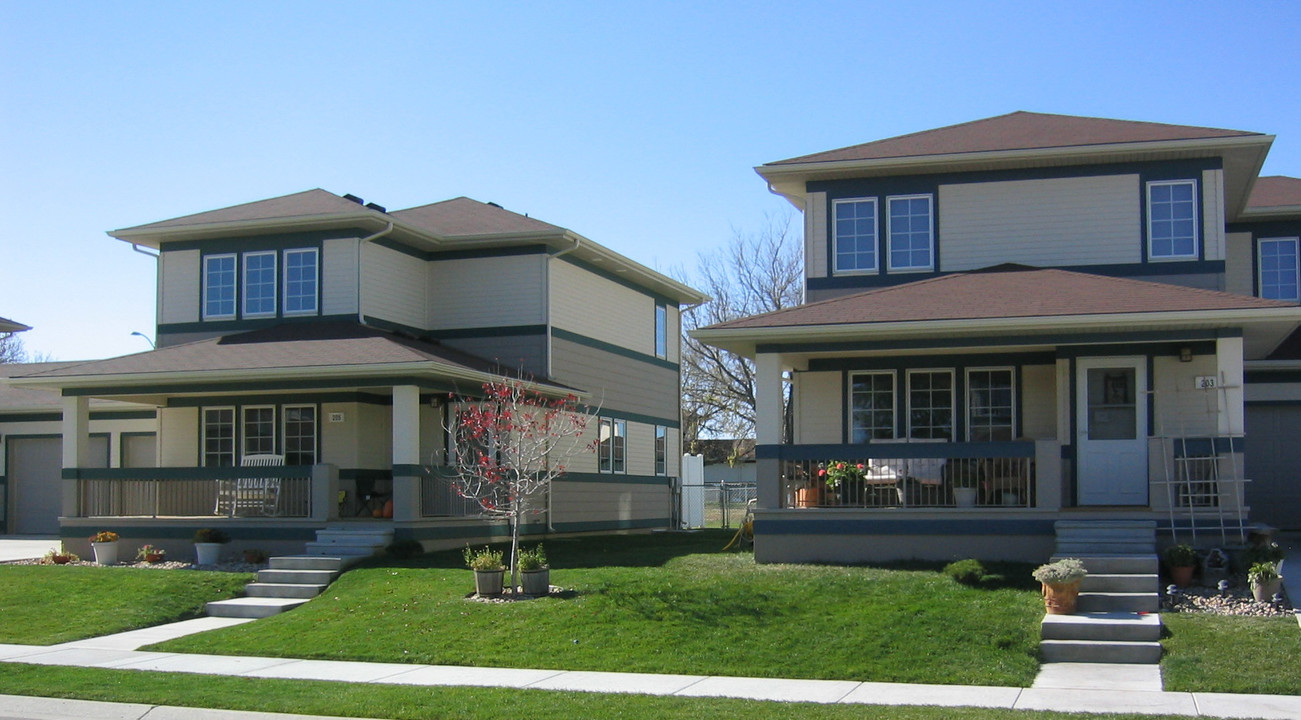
xmin=419 ymin=466 xmax=482 ymax=518
xmin=773 ymin=442 xmax=1037 ymax=509
xmin=70 ymin=466 xmax=316 ymax=519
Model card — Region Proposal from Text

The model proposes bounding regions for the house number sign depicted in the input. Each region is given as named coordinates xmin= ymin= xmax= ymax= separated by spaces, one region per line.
xmin=1194 ymin=376 xmax=1217 ymax=390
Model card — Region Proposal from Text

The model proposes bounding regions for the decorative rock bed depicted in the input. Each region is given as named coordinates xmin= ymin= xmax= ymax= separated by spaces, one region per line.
xmin=1167 ymin=584 xmax=1294 ymax=618
xmin=2 ymin=558 xmax=264 ymax=572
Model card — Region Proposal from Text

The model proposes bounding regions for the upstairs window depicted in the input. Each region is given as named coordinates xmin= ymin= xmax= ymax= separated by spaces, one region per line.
xmin=203 ymin=254 xmax=237 ymax=320
xmin=833 ymin=198 xmax=878 ymax=273
xmin=283 ymin=249 xmax=319 ymax=315
xmin=1147 ymin=180 xmax=1198 ymax=260
xmin=655 ymin=304 xmax=668 ymax=358
xmin=887 ymin=195 xmax=934 ymax=271
xmin=243 ymin=251 xmax=278 ymax=317
xmin=1259 ymin=237 xmax=1300 ymax=302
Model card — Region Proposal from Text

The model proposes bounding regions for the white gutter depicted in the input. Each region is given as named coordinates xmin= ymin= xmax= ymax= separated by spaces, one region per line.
xmin=356 ymin=222 xmax=395 ymax=325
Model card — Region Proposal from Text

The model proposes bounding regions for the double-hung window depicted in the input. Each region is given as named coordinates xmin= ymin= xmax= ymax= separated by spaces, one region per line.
xmin=283 ymin=405 xmax=317 ymax=465
xmin=833 ymin=198 xmax=878 ymax=273
xmin=888 ymin=195 xmax=934 ymax=271
xmin=203 ymin=254 xmax=237 ymax=320
xmin=203 ymin=403 xmax=318 ymax=467
xmin=654 ymin=425 xmax=667 ymax=476
xmin=906 ymin=369 xmax=953 ymax=440
xmin=202 ymin=407 xmax=236 ymax=467
xmin=1147 ymin=180 xmax=1198 ymax=260
xmin=966 ymin=368 xmax=1015 ymax=442
xmin=283 ymin=249 xmax=319 ymax=315
xmin=850 ymin=372 xmax=896 ymax=442
xmin=599 ymin=418 xmax=626 ymax=474
xmin=1258 ymin=237 xmax=1300 ymax=302
xmin=241 ymin=406 xmax=276 ymax=457
xmin=242 ymin=251 xmax=278 ymax=317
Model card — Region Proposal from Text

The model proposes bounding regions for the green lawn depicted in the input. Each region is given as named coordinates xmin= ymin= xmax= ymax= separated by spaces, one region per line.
xmin=1161 ymin=613 xmax=1301 ymax=694
xmin=149 ymin=532 xmax=1044 ymax=687
xmin=0 ymin=565 xmax=252 ymax=645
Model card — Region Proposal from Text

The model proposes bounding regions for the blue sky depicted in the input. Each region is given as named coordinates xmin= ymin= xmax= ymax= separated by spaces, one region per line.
xmin=3 ymin=1 xmax=1299 ymax=360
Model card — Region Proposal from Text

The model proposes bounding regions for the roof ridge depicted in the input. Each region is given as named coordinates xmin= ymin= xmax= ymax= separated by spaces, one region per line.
xmin=768 ymin=112 xmax=1028 ymax=166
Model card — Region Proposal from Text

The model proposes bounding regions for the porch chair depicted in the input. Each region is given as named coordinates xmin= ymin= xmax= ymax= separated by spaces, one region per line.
xmin=981 ymin=457 xmax=1031 ymax=507
xmin=215 ymin=454 xmax=285 ymax=517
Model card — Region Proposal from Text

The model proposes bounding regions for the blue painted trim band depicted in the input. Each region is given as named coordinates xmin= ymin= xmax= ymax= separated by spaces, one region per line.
xmin=0 ymin=410 xmax=157 ymax=423
xmin=158 ymin=314 xmax=357 ymax=336
xmin=811 ymin=352 xmax=1056 ymax=373
xmin=64 ymin=466 xmax=315 ymax=480
xmin=756 ymin=516 xmax=1056 ymax=536
xmin=373 ymin=238 xmax=549 ymax=262
xmin=755 ymin=441 xmax=1034 ymax=461
xmin=812 ymin=260 xmax=1228 ymax=293
xmin=558 ymin=472 xmax=672 ymax=486
xmin=161 ymin=230 xmax=363 ymax=254
xmin=551 ymin=328 xmax=679 ymax=372
xmin=1246 ymin=370 xmax=1301 ymax=383
xmin=63 ymin=376 xmax=474 ymax=398
xmin=757 ymin=329 xmax=1237 ymax=355
xmin=61 ymin=525 xmax=319 ymax=542
xmin=1245 ymin=399 xmax=1301 ymax=407
xmin=167 ymin=392 xmax=391 ymax=408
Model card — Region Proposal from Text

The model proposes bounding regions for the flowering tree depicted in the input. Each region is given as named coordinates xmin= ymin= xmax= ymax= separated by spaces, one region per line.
xmin=448 ymin=378 xmax=596 ymax=591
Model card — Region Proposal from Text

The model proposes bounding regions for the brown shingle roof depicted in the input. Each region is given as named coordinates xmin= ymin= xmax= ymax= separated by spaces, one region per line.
xmin=390 ymin=197 xmax=565 ymax=238
xmin=706 ymin=267 xmax=1292 ymax=330
xmin=1247 ymin=176 xmax=1301 ymax=210
xmin=117 ymin=189 xmax=378 ymax=232
xmin=1 ymin=362 xmax=145 ymax=410
xmin=768 ymin=112 xmax=1264 ymax=166
xmin=0 ymin=316 xmax=30 ymax=333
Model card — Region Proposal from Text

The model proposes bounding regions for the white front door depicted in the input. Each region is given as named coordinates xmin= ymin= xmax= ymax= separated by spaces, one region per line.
xmin=1076 ymin=357 xmax=1148 ymax=506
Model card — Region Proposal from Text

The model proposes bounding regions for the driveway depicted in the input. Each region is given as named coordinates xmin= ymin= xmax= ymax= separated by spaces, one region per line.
xmin=0 ymin=535 xmax=57 ymax=562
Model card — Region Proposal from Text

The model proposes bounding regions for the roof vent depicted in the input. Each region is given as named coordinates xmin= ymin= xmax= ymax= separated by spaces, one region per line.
xmin=486 ymin=201 xmax=503 ymax=209
xmin=343 ymin=193 xmax=364 ymax=205
xmin=365 ymin=202 xmax=387 ymax=213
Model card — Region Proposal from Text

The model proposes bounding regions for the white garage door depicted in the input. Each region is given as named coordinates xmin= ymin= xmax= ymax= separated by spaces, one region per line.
xmin=9 ymin=436 xmax=109 ymax=535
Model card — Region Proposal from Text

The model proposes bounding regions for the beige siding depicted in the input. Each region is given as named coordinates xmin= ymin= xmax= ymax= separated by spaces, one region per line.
xmin=429 ymin=255 xmax=546 ymax=330
xmin=1020 ymin=365 xmax=1057 ymax=440
xmin=626 ymin=421 xmax=654 ymax=476
xmin=361 ymin=243 xmax=428 ymax=330
xmin=551 ymin=259 xmax=654 ymax=354
xmin=322 ymin=238 xmax=359 ymax=316
xmin=1153 ymin=355 xmax=1220 ymax=437
xmin=158 ymin=407 xmax=198 ymax=466
xmin=566 ymin=420 xmax=601 ymax=474
xmin=939 ymin=175 xmax=1141 ymax=270
xmin=795 ymin=371 xmax=841 ymax=443
xmin=1202 ymin=169 xmax=1226 ymax=261
xmin=666 ymin=304 xmax=681 ymax=363
xmin=550 ymin=337 xmax=679 ymax=421
xmin=806 ymin=191 xmax=828 ymax=279
xmin=551 ymin=480 xmax=670 ymax=526
xmin=1225 ymin=231 xmax=1254 ymax=296
xmin=159 ymin=250 xmax=201 ymax=324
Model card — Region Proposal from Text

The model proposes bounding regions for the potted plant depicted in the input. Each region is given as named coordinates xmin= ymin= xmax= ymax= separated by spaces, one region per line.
xmin=796 ymin=466 xmax=827 ymax=508
xmin=1163 ymin=544 xmax=1198 ymax=587
xmin=517 ymin=544 xmax=550 ymax=596
xmin=136 ymin=544 xmax=167 ymax=564
xmin=43 ymin=545 xmax=78 ymax=565
xmin=193 ymin=528 xmax=230 ymax=566
xmin=822 ymin=461 xmax=863 ymax=506
xmin=949 ymin=461 xmax=980 ymax=508
xmin=1248 ymin=561 xmax=1282 ymax=602
xmin=463 ymin=545 xmax=505 ymax=597
xmin=89 ymin=531 xmax=120 ymax=566
xmin=1033 ymin=557 xmax=1088 ymax=614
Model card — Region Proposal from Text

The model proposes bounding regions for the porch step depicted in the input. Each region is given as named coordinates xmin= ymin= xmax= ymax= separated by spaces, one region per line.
xmin=1041 ymin=612 xmax=1162 ymax=642
xmin=305 ymin=524 xmax=393 ymax=562
xmin=1053 ymin=521 xmax=1156 ymax=556
xmin=1056 ymin=542 xmax=1157 ymax=555
xmin=269 ymin=555 xmax=343 ymax=572
xmin=205 ymin=597 xmax=308 ymax=619
xmin=257 ymin=568 xmax=338 ymax=585
xmin=244 ymin=582 xmax=328 ymax=599
xmin=304 ymin=542 xmax=381 ymax=561
xmin=1054 ymin=554 xmax=1160 ymax=576
xmin=1076 ymin=591 xmax=1160 ymax=613
xmin=1039 ymin=639 xmax=1163 ymax=664
xmin=1080 ymin=573 xmax=1160 ymax=594
xmin=314 ymin=528 xmax=394 ymax=547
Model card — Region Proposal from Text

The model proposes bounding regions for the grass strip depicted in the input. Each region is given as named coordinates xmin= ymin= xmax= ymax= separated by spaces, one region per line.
xmin=1161 ymin=613 xmax=1301 ymax=694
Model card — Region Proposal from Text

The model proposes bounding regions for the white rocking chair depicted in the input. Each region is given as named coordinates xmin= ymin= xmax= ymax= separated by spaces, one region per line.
xmin=215 ymin=454 xmax=284 ymax=517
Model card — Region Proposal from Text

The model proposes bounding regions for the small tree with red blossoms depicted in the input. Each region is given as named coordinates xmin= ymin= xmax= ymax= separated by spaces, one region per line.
xmin=448 ymin=378 xmax=596 ymax=592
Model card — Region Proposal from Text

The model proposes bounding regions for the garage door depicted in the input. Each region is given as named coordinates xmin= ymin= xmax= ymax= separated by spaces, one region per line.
xmin=1245 ymin=406 xmax=1301 ymax=531
xmin=8 ymin=436 xmax=109 ymax=535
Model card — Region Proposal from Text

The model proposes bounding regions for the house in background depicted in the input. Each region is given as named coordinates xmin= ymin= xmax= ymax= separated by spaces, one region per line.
xmin=694 ymin=112 xmax=1301 ymax=564
xmin=9 ymin=191 xmax=704 ymax=556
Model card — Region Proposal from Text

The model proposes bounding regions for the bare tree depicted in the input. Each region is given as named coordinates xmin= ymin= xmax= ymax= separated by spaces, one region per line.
xmin=1 ymin=332 xmax=28 ymax=364
xmin=680 ymin=213 xmax=803 ymax=454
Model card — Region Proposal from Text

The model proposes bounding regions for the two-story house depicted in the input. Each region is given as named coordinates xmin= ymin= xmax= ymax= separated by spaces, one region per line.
xmin=694 ymin=112 xmax=1301 ymax=564
xmin=9 ymin=190 xmax=704 ymax=557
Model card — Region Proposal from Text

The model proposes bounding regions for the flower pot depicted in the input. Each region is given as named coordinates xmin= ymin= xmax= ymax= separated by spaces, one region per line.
xmin=953 ymin=487 xmax=977 ymax=508
xmin=520 ymin=568 xmax=550 ymax=596
xmin=51 ymin=555 xmax=73 ymax=565
xmin=474 ymin=569 xmax=504 ymax=597
xmin=1169 ymin=564 xmax=1195 ymax=588
xmin=1000 ymin=491 xmax=1020 ymax=506
xmin=1042 ymin=581 xmax=1081 ymax=614
xmin=91 ymin=541 xmax=119 ymax=566
xmin=143 ymin=553 xmax=165 ymax=564
xmin=795 ymin=486 xmax=823 ymax=508
xmin=194 ymin=542 xmax=223 ymax=566
xmin=1251 ymin=577 xmax=1282 ymax=602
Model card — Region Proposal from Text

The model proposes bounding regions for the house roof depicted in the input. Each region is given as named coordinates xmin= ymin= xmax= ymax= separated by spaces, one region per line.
xmin=1240 ymin=176 xmax=1301 ymax=221
xmin=0 ymin=362 xmax=150 ymax=413
xmin=390 ymin=197 xmax=566 ymax=238
xmin=0 ymin=316 xmax=31 ymax=333
xmin=116 ymin=189 xmax=378 ymax=231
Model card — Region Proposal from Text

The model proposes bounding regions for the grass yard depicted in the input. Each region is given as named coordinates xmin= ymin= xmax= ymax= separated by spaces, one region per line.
xmin=1161 ymin=613 xmax=1301 ymax=695
xmin=0 ymin=565 xmax=252 ymax=645
xmin=148 ymin=531 xmax=1044 ymax=687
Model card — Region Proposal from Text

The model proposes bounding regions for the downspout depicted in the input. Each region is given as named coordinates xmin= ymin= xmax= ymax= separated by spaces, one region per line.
xmin=131 ymin=244 xmax=159 ymax=259
xmin=544 ymin=232 xmax=582 ymax=532
xmin=355 ymin=222 xmax=395 ymax=325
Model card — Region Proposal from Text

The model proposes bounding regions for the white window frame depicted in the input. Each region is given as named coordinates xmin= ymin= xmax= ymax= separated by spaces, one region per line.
xmin=282 ymin=404 xmax=317 ymax=465
xmin=241 ymin=405 xmax=277 ymax=459
xmin=886 ymin=194 xmax=934 ymax=272
xmin=1257 ymin=237 xmax=1300 ymax=302
xmin=654 ymin=425 xmax=667 ymax=476
xmin=654 ymin=304 xmax=668 ymax=359
xmin=1146 ymin=179 xmax=1199 ymax=261
xmin=282 ymin=248 xmax=319 ymax=316
xmin=201 ymin=406 xmax=236 ymax=467
xmin=242 ymin=251 xmax=278 ymax=318
xmin=833 ymin=197 xmax=879 ymax=274
xmin=849 ymin=371 xmax=897 ymax=442
xmin=965 ymin=367 xmax=1016 ymax=442
xmin=202 ymin=253 xmax=237 ymax=320
xmin=906 ymin=368 xmax=954 ymax=440
xmin=599 ymin=417 xmax=627 ymax=474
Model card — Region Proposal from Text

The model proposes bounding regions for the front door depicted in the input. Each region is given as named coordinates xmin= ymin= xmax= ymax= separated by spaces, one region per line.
xmin=1076 ymin=357 xmax=1148 ymax=505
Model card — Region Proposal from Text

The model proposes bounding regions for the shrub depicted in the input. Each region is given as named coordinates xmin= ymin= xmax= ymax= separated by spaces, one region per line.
xmin=386 ymin=540 xmax=424 ymax=559
xmin=1033 ymin=558 xmax=1087 ymax=585
xmin=943 ymin=559 xmax=987 ymax=586
xmin=193 ymin=528 xmax=230 ymax=544
xmin=1163 ymin=544 xmax=1198 ymax=567
xmin=89 ymin=531 xmax=119 ymax=544
xmin=242 ymin=548 xmax=269 ymax=564
xmin=136 ymin=545 xmax=166 ymax=562
xmin=1247 ymin=561 xmax=1280 ymax=586
xmin=517 ymin=544 xmax=548 ymax=571
xmin=1242 ymin=542 xmax=1285 ymax=568
xmin=462 ymin=545 xmax=505 ymax=571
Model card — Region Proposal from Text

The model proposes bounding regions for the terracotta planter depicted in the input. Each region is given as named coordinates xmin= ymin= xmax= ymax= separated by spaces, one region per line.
xmin=795 ymin=486 xmax=824 ymax=508
xmin=91 ymin=541 xmax=119 ymax=566
xmin=1042 ymin=581 xmax=1081 ymax=614
xmin=520 ymin=568 xmax=551 ymax=596
xmin=143 ymin=553 xmax=165 ymax=564
xmin=1169 ymin=564 xmax=1195 ymax=588
xmin=1251 ymin=577 xmax=1282 ymax=602
xmin=474 ymin=569 xmax=504 ymax=597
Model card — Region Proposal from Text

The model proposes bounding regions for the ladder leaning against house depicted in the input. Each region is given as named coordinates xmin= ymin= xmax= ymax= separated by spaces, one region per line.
xmin=1153 ymin=372 xmax=1250 ymax=546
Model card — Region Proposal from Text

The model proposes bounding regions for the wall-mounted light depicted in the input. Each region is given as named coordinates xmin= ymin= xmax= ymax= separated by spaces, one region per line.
xmin=1179 ymin=347 xmax=1193 ymax=363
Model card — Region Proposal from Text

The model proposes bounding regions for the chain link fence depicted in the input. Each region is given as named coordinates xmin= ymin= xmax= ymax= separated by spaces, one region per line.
xmin=705 ymin=481 xmax=757 ymax=528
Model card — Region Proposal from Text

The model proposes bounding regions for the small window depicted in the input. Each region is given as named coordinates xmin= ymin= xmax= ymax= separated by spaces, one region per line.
xmin=241 ymin=406 xmax=276 ymax=458
xmin=907 ymin=369 xmax=953 ymax=440
xmin=202 ymin=254 xmax=237 ymax=320
xmin=283 ymin=248 xmax=319 ymax=315
xmin=1147 ymin=180 xmax=1198 ymax=260
xmin=655 ymin=304 xmax=668 ymax=358
xmin=850 ymin=372 xmax=896 ymax=442
xmin=887 ymin=195 xmax=934 ymax=271
xmin=202 ymin=407 xmax=236 ymax=467
xmin=243 ymin=251 xmax=278 ymax=317
xmin=833 ymin=198 xmax=878 ymax=273
xmin=599 ymin=418 xmax=626 ymax=474
xmin=967 ymin=368 xmax=1015 ymax=442
xmin=1258 ymin=237 xmax=1300 ymax=302
xmin=283 ymin=405 xmax=317 ymax=465
xmin=654 ymin=425 xmax=667 ymax=476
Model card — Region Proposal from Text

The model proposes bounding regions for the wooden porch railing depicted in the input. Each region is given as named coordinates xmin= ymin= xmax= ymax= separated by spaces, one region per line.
xmin=68 ymin=466 xmax=319 ymax=519
xmin=419 ymin=466 xmax=483 ymax=518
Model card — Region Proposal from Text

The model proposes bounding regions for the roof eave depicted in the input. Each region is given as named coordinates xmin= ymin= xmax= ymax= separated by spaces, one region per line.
xmin=108 ymin=212 xmax=426 ymax=248
xmin=1237 ymin=205 xmax=1301 ymax=222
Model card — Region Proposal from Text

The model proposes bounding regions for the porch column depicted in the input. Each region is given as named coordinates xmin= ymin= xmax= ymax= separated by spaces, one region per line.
xmin=1216 ymin=336 xmax=1245 ymax=436
xmin=391 ymin=385 xmax=422 ymax=522
xmin=61 ymin=395 xmax=90 ymax=518
xmin=755 ymin=353 xmax=783 ymax=510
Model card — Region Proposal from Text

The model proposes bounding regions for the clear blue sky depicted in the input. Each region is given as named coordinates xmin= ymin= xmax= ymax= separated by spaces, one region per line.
xmin=3 ymin=1 xmax=1299 ymax=361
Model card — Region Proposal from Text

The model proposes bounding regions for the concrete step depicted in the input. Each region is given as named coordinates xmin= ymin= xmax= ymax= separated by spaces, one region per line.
xmin=205 ymin=597 xmax=308 ymax=619
xmin=257 ymin=568 xmax=338 ymax=585
xmin=1055 ymin=520 xmax=1157 ymax=531
xmin=1076 ymin=592 xmax=1161 ymax=613
xmin=1080 ymin=573 xmax=1159 ymax=594
xmin=244 ymin=582 xmax=328 ymax=599
xmin=1041 ymin=612 xmax=1162 ymax=642
xmin=304 ymin=542 xmax=380 ymax=558
xmin=1055 ymin=542 xmax=1156 ymax=555
xmin=315 ymin=530 xmax=393 ymax=546
xmin=1055 ymin=527 xmax=1159 ymax=541
xmin=1052 ymin=554 xmax=1160 ymax=575
xmin=269 ymin=555 xmax=343 ymax=571
xmin=1040 ymin=639 xmax=1162 ymax=664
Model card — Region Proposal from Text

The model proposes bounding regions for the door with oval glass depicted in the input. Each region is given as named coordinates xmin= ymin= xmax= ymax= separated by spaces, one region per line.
xmin=1076 ymin=357 xmax=1148 ymax=505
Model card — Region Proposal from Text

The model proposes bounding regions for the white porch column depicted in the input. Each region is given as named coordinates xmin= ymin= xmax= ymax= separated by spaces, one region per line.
xmin=1216 ymin=336 xmax=1245 ymax=436
xmin=61 ymin=395 xmax=90 ymax=517
xmin=391 ymin=385 xmax=422 ymax=522
xmin=755 ymin=353 xmax=783 ymax=510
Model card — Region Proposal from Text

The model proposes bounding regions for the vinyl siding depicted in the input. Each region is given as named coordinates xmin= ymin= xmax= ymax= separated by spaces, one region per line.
xmin=322 ymin=238 xmax=359 ymax=316
xmin=795 ymin=371 xmax=841 ymax=443
xmin=158 ymin=407 xmax=198 ymax=466
xmin=550 ymin=259 xmax=654 ymax=355
xmin=361 ymin=243 xmax=428 ymax=330
xmin=439 ymin=335 xmax=548 ymax=379
xmin=1202 ymin=169 xmax=1226 ymax=262
xmin=626 ymin=422 xmax=653 ymax=476
xmin=429 ymin=254 xmax=546 ymax=330
xmin=666 ymin=304 xmax=682 ymax=363
xmin=159 ymin=250 xmax=201 ymax=325
xmin=1020 ymin=364 xmax=1056 ymax=440
xmin=1224 ymin=231 xmax=1254 ymax=296
xmin=1153 ymin=355 xmax=1220 ymax=437
xmin=806 ymin=191 xmax=828 ymax=279
xmin=550 ymin=336 xmax=679 ymax=422
xmin=939 ymin=174 xmax=1141 ymax=271
xmin=550 ymin=479 xmax=669 ymax=527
